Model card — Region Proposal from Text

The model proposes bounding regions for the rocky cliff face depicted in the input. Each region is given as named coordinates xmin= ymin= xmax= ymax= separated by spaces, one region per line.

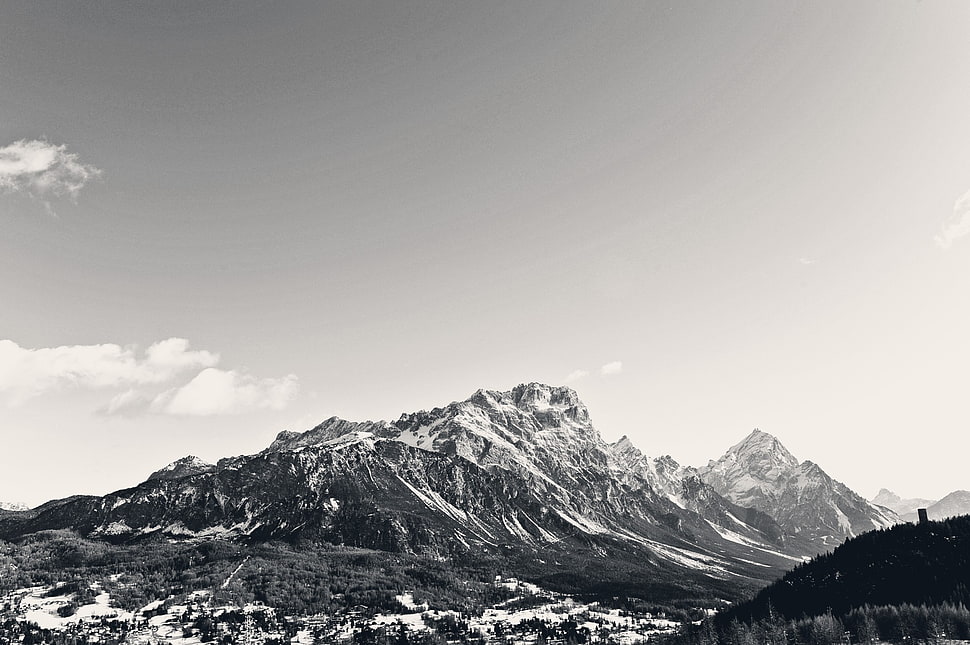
xmin=262 ymin=384 xmax=792 ymax=559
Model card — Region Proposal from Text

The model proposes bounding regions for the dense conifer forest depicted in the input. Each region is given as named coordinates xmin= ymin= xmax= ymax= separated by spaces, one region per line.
xmin=659 ymin=516 xmax=970 ymax=645
xmin=0 ymin=527 xmax=735 ymax=618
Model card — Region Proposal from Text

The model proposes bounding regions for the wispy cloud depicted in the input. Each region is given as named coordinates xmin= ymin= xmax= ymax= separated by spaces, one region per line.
xmin=102 ymin=388 xmax=155 ymax=417
xmin=935 ymin=189 xmax=970 ymax=250
xmin=0 ymin=338 xmax=217 ymax=404
xmin=0 ymin=139 xmax=101 ymax=204
xmin=564 ymin=369 xmax=589 ymax=382
xmin=798 ymin=257 xmax=816 ymax=266
xmin=1 ymin=337 xmax=301 ymax=416
xmin=600 ymin=361 xmax=623 ymax=376
xmin=150 ymin=368 xmax=299 ymax=416
xmin=565 ymin=362 xmax=624 ymax=381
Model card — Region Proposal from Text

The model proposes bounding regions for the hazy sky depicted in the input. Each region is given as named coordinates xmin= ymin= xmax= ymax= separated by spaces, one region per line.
xmin=2 ymin=2 xmax=969 ymax=507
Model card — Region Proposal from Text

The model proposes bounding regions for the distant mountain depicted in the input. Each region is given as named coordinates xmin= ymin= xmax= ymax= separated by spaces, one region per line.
xmin=926 ymin=490 xmax=970 ymax=519
xmin=897 ymin=490 xmax=970 ymax=523
xmin=0 ymin=501 xmax=29 ymax=512
xmin=871 ymin=488 xmax=935 ymax=517
xmin=874 ymin=488 xmax=970 ymax=523
xmin=697 ymin=430 xmax=897 ymax=549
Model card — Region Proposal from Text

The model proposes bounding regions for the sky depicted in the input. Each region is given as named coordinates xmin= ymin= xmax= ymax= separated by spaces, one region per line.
xmin=2 ymin=1 xmax=970 ymax=508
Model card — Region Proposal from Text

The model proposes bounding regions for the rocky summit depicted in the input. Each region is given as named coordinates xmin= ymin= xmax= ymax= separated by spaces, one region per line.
xmin=697 ymin=429 xmax=897 ymax=548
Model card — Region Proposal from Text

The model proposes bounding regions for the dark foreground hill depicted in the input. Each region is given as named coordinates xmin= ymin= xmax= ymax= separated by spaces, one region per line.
xmin=722 ymin=515 xmax=970 ymax=624
xmin=659 ymin=516 xmax=970 ymax=645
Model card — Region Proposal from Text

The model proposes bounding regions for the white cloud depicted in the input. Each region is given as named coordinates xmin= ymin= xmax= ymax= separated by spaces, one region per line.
xmin=565 ymin=369 xmax=589 ymax=382
xmin=1 ymin=337 xmax=298 ymax=416
xmin=143 ymin=337 xmax=219 ymax=373
xmin=935 ymin=189 xmax=970 ymax=249
xmin=151 ymin=368 xmax=299 ymax=416
xmin=798 ymin=257 xmax=816 ymax=265
xmin=600 ymin=361 xmax=623 ymax=376
xmin=0 ymin=338 xmax=217 ymax=405
xmin=0 ymin=139 xmax=101 ymax=202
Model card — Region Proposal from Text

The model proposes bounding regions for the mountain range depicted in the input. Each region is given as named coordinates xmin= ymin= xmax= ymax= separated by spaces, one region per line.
xmin=871 ymin=487 xmax=970 ymax=523
xmin=0 ymin=383 xmax=926 ymax=602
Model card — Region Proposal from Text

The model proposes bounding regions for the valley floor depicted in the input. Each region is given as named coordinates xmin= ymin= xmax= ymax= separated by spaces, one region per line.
xmin=0 ymin=576 xmax=682 ymax=645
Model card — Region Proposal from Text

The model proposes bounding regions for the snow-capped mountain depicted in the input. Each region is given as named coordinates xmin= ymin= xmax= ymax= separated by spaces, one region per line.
xmin=0 ymin=501 xmax=29 ymax=512
xmin=0 ymin=384 xmax=798 ymax=600
xmin=871 ymin=488 xmax=935 ymax=517
xmin=268 ymin=384 xmax=789 ymax=551
xmin=697 ymin=430 xmax=898 ymax=549
xmin=269 ymin=384 xmax=600 ymax=497
xmin=0 ymin=384 xmax=904 ymax=600
xmin=696 ymin=430 xmax=799 ymax=510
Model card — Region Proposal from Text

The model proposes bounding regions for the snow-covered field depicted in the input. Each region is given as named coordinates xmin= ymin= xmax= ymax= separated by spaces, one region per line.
xmin=1 ymin=575 xmax=682 ymax=645
xmin=6 ymin=583 xmax=133 ymax=630
xmin=362 ymin=577 xmax=680 ymax=644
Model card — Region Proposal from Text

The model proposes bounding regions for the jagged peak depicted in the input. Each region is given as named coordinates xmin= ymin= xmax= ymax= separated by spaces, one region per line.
xmin=871 ymin=488 xmax=935 ymax=515
xmin=610 ymin=435 xmax=647 ymax=458
xmin=400 ymin=383 xmax=586 ymax=421
xmin=724 ymin=429 xmax=798 ymax=465
xmin=447 ymin=383 xmax=591 ymax=426
xmin=266 ymin=383 xmax=596 ymax=467
xmin=163 ymin=455 xmax=211 ymax=469
xmin=267 ymin=417 xmax=390 ymax=452
xmin=272 ymin=429 xmax=302 ymax=444
xmin=793 ymin=460 xmax=832 ymax=489
xmin=468 ymin=387 xmax=500 ymax=406
xmin=731 ymin=428 xmax=778 ymax=447
xmin=147 ymin=455 xmax=215 ymax=481
xmin=510 ymin=382 xmax=582 ymax=408
xmin=608 ymin=435 xmax=649 ymax=469
xmin=654 ymin=454 xmax=681 ymax=469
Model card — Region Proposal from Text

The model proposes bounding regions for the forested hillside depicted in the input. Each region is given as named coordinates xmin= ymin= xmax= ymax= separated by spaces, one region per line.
xmin=660 ymin=516 xmax=970 ymax=645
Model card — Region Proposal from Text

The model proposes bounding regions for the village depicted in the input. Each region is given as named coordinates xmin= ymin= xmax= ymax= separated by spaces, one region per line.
xmin=0 ymin=577 xmax=681 ymax=645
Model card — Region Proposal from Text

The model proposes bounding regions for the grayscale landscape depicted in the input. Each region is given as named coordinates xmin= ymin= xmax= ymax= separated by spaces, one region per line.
xmin=2 ymin=3 xmax=969 ymax=644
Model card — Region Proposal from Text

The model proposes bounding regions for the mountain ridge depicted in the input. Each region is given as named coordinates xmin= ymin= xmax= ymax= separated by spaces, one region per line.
xmin=871 ymin=488 xmax=935 ymax=517
xmin=0 ymin=383 xmax=915 ymax=604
